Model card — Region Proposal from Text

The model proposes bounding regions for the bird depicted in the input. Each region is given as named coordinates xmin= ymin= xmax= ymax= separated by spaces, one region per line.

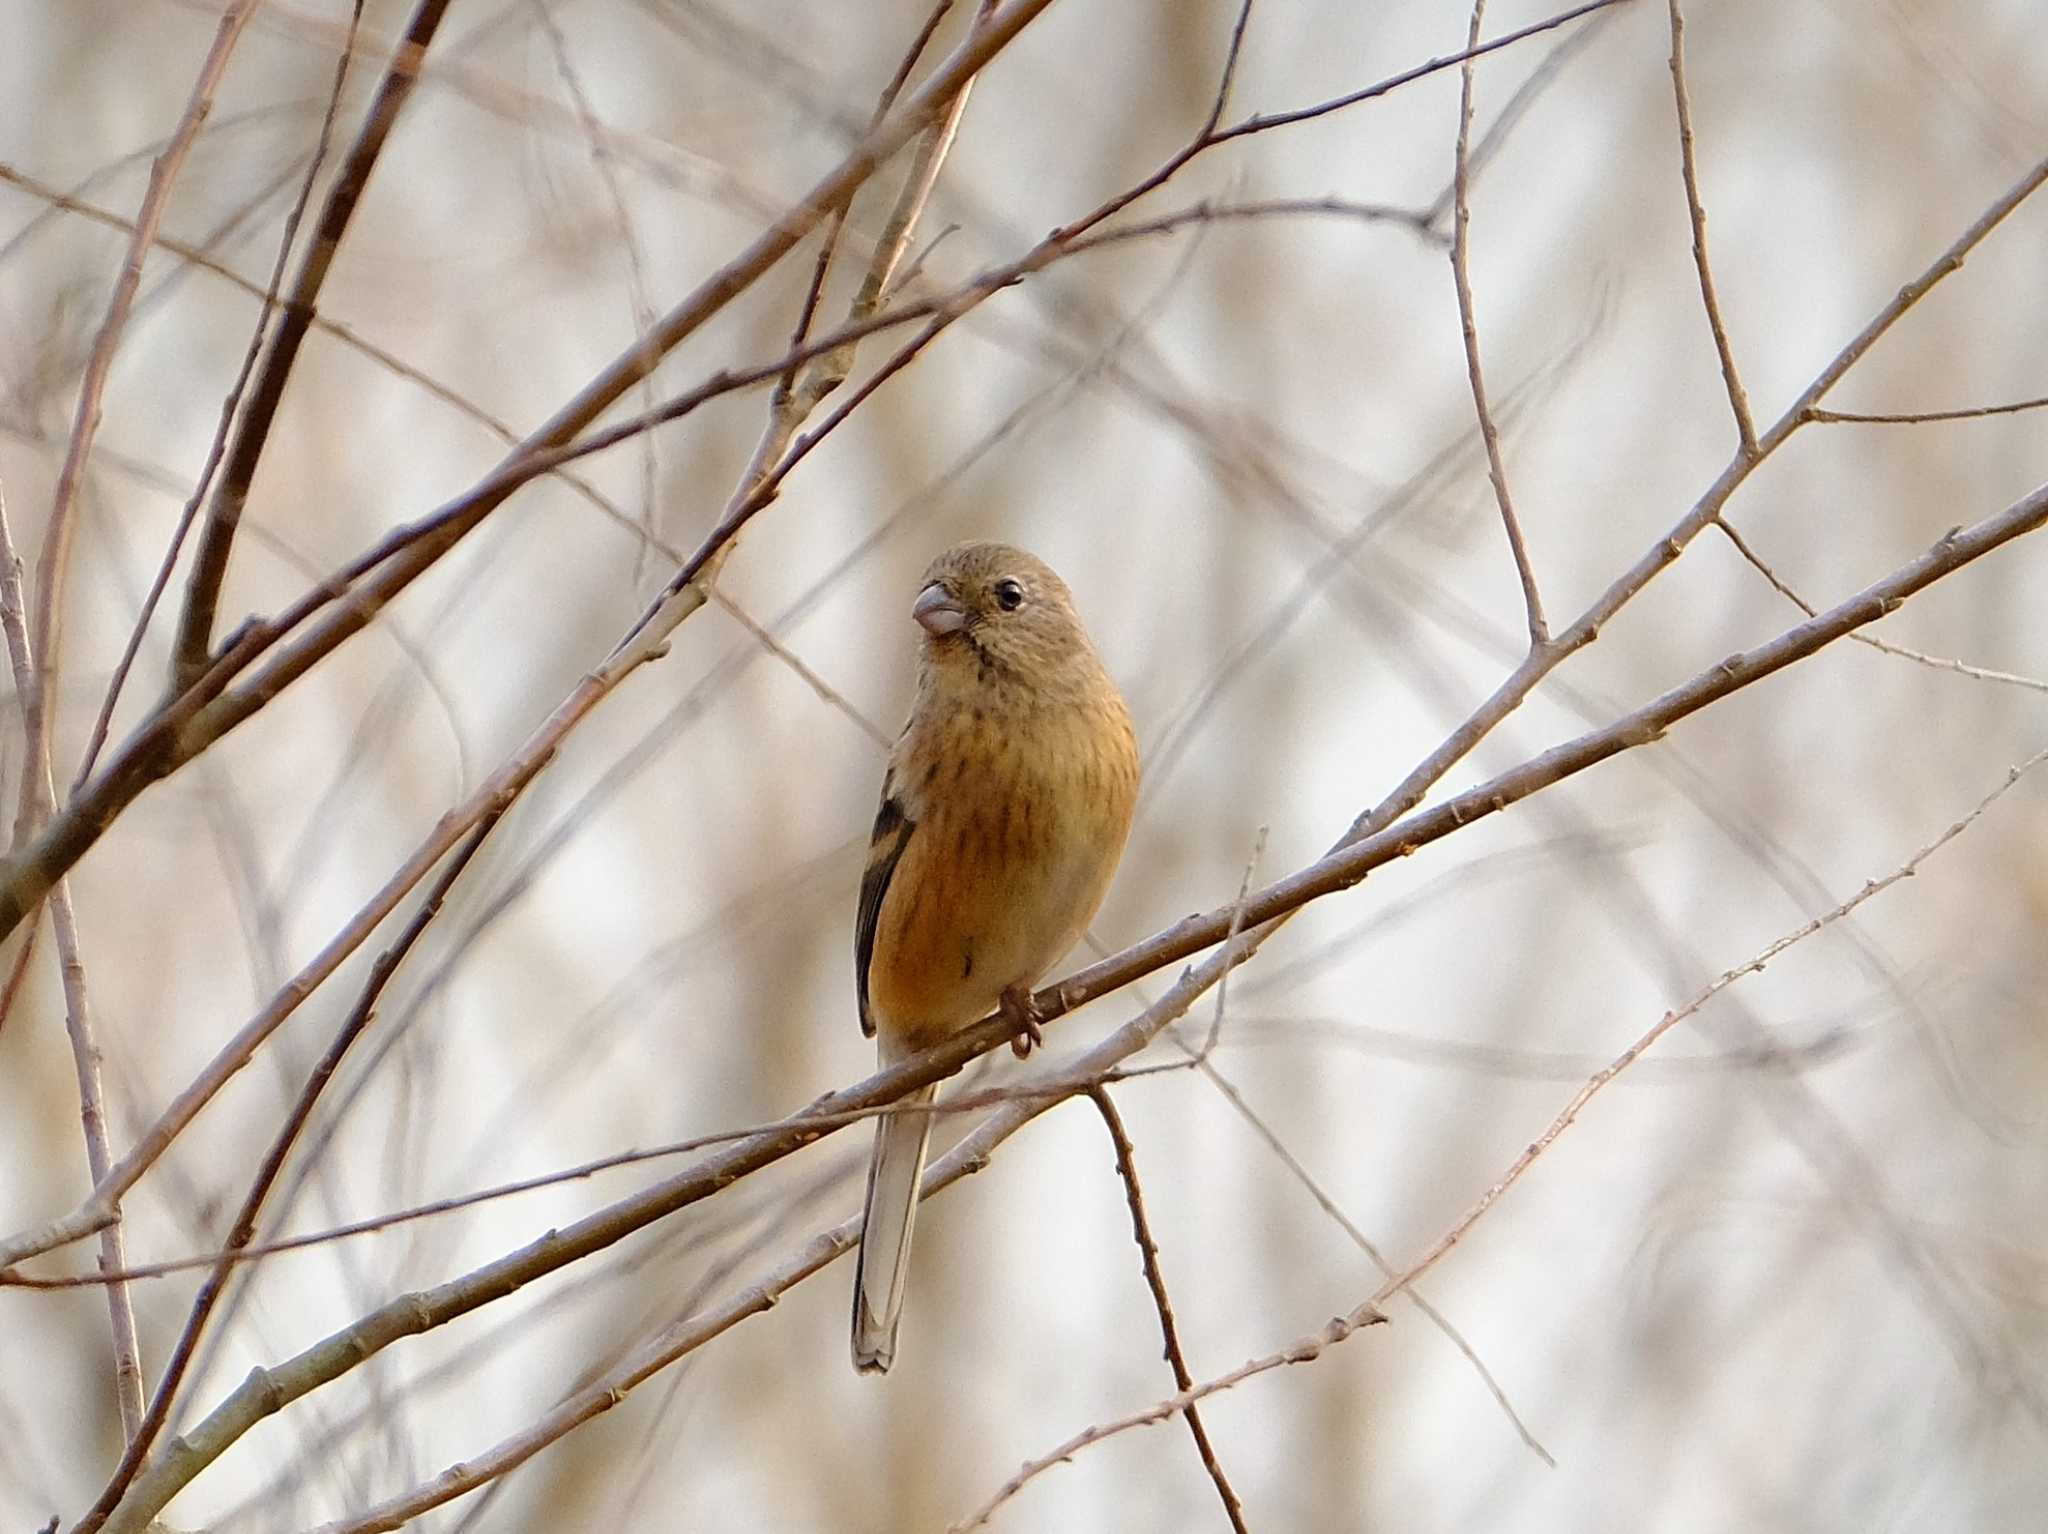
xmin=851 ymin=540 xmax=1139 ymax=1375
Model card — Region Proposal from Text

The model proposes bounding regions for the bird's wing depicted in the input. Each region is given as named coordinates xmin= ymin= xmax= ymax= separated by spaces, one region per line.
xmin=856 ymin=783 xmax=914 ymax=1039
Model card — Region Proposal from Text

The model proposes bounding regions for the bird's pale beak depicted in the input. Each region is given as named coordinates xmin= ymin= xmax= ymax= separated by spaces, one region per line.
xmin=912 ymin=582 xmax=968 ymax=637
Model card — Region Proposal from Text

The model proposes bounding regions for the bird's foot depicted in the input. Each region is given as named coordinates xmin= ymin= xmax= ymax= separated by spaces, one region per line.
xmin=999 ymin=984 xmax=1048 ymax=1059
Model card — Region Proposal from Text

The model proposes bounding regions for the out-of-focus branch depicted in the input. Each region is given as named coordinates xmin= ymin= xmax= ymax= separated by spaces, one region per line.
xmin=1450 ymin=0 xmax=1548 ymax=648
xmin=0 ymin=2 xmax=1613 ymax=1027
xmin=705 ymin=0 xmax=989 ymax=607
xmin=168 ymin=0 xmax=452 ymax=688
xmin=36 ymin=0 xmax=260 ymax=723
xmin=251 ymin=937 xmax=1264 ymax=1534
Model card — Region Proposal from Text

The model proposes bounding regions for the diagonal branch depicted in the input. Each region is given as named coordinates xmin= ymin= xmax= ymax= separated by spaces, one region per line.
xmin=35 ymin=0 xmax=261 ymax=721
xmin=963 ymin=738 xmax=2048 ymax=1519
xmin=0 ymin=8 xmax=269 ymax=1420
xmin=168 ymin=0 xmax=454 ymax=688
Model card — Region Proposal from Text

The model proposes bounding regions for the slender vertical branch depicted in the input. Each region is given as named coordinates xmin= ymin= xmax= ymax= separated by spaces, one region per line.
xmin=1090 ymin=1087 xmax=1250 ymax=1534
xmin=1667 ymin=0 xmax=1757 ymax=454
xmin=1199 ymin=828 xmax=1265 ymax=1059
xmin=529 ymin=0 xmax=665 ymax=582
xmin=0 ymin=486 xmax=144 ymax=1436
xmin=1450 ymin=0 xmax=1548 ymax=648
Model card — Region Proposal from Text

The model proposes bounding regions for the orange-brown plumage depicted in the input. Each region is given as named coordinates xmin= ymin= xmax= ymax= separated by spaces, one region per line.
xmin=851 ymin=541 xmax=1138 ymax=1373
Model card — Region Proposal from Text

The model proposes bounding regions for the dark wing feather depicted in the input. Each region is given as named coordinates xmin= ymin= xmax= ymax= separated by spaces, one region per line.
xmin=856 ymin=787 xmax=914 ymax=1039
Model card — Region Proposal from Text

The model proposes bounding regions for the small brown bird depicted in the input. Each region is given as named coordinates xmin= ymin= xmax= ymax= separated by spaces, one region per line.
xmin=852 ymin=541 xmax=1139 ymax=1374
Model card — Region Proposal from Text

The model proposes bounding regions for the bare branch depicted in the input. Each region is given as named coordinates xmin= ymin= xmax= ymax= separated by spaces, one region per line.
xmin=1200 ymin=827 xmax=1266 ymax=1059
xmin=1715 ymin=513 xmax=2048 ymax=693
xmin=968 ymin=740 xmax=2048 ymax=1509
xmin=0 ymin=486 xmax=142 ymax=1435
xmin=1209 ymin=0 xmax=1626 ymax=147
xmin=0 ymin=0 xmax=1070 ymax=949
xmin=1090 ymin=1087 xmax=1249 ymax=1534
xmin=1803 ymin=395 xmax=2048 ymax=425
xmin=950 ymin=1307 xmax=1382 ymax=1533
xmin=168 ymin=0 xmax=452 ymax=688
xmin=1451 ymin=0 xmax=1548 ymax=648
xmin=1667 ymin=0 xmax=1758 ymax=453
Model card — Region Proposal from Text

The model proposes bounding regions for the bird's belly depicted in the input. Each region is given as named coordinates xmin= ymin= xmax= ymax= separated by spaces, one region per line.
xmin=868 ymin=806 xmax=1112 ymax=1049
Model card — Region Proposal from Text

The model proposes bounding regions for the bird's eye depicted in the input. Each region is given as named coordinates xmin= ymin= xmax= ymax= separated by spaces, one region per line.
xmin=993 ymin=578 xmax=1026 ymax=612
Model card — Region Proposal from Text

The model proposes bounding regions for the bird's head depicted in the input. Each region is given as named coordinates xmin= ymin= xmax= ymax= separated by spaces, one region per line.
xmin=909 ymin=541 xmax=1102 ymax=696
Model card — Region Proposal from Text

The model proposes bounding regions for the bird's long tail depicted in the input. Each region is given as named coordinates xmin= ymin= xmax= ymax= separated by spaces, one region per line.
xmin=851 ymin=1082 xmax=938 ymax=1374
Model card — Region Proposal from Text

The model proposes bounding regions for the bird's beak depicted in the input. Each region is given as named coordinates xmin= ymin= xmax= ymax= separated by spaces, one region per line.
xmin=912 ymin=582 xmax=969 ymax=637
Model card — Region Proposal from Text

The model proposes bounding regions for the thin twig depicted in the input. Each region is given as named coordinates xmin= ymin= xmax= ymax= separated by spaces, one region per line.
xmin=1089 ymin=1087 xmax=1249 ymax=1534
xmin=0 ymin=1072 xmax=1174 ymax=1291
xmin=1208 ymin=0 xmax=1624 ymax=148
xmin=1169 ymin=1042 xmax=1555 ymax=1466
xmin=254 ymin=925 xmax=1268 ymax=1534
xmin=1802 ymin=395 xmax=2048 ymax=425
xmin=1667 ymin=0 xmax=1757 ymax=454
xmin=1200 ymin=827 xmax=1266 ymax=1059
xmin=12 ymin=18 xmax=266 ymax=1302
xmin=1450 ymin=0 xmax=1548 ymax=647
xmin=1713 ymin=513 xmax=2048 ymax=694
xmin=0 ymin=0 xmax=1070 ymax=948
xmin=35 ymin=0 xmax=260 ymax=723
xmin=703 ymin=0 xmax=988 ymax=600
xmin=1378 ymin=743 xmax=2048 ymax=1305
xmin=950 ymin=1309 xmax=1382 ymax=1533
xmin=529 ymin=0 xmax=664 ymax=583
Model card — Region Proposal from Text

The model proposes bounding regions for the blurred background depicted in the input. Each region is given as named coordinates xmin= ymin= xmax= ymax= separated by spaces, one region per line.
xmin=2 ymin=0 xmax=2046 ymax=1528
